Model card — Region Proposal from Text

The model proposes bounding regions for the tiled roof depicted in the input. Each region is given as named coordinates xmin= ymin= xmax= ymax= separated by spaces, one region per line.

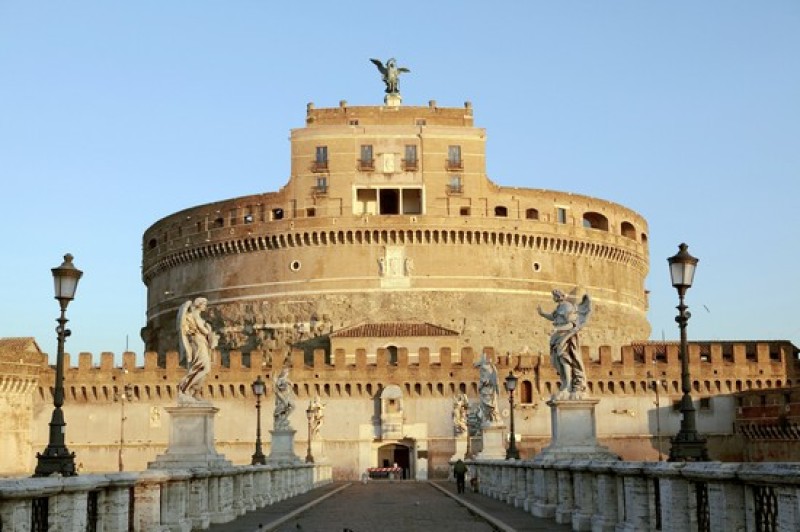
xmin=330 ymin=322 xmax=459 ymax=338
xmin=0 ymin=337 xmax=42 ymax=356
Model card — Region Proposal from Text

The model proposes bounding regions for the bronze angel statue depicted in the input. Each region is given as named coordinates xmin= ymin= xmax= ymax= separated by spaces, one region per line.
xmin=537 ymin=290 xmax=593 ymax=400
xmin=369 ymin=57 xmax=410 ymax=94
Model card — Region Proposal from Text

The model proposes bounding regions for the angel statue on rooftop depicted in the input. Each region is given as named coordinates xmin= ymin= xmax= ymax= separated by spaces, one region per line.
xmin=369 ymin=57 xmax=410 ymax=94
xmin=537 ymin=289 xmax=593 ymax=400
xmin=176 ymin=297 xmax=218 ymax=404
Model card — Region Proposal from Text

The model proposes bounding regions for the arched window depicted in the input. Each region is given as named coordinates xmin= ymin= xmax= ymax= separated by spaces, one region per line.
xmin=525 ymin=208 xmax=539 ymax=220
xmin=387 ymin=345 xmax=398 ymax=366
xmin=494 ymin=206 xmax=508 ymax=217
xmin=621 ymin=221 xmax=636 ymax=240
xmin=583 ymin=212 xmax=609 ymax=231
xmin=520 ymin=380 xmax=533 ymax=403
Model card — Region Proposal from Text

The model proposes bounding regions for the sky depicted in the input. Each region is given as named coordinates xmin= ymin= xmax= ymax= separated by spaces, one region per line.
xmin=1 ymin=1 xmax=798 ymax=360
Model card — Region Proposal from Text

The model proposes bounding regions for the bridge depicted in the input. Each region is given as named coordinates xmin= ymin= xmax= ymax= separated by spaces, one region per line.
xmin=2 ymin=459 xmax=799 ymax=531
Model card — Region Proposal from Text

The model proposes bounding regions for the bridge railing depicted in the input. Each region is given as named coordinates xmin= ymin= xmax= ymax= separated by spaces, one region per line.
xmin=0 ymin=462 xmax=332 ymax=531
xmin=468 ymin=459 xmax=800 ymax=532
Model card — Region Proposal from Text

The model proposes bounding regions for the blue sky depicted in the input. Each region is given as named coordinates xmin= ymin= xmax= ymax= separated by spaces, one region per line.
xmin=1 ymin=1 xmax=798 ymax=359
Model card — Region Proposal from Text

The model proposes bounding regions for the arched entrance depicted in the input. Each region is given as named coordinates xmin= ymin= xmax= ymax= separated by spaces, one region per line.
xmin=377 ymin=442 xmax=412 ymax=479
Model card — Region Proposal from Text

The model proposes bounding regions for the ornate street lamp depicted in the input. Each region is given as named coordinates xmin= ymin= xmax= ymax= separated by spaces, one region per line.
xmin=34 ymin=254 xmax=83 ymax=477
xmin=305 ymin=405 xmax=315 ymax=463
xmin=667 ymin=243 xmax=709 ymax=461
xmin=503 ymin=371 xmax=520 ymax=460
xmin=251 ymin=375 xmax=266 ymax=465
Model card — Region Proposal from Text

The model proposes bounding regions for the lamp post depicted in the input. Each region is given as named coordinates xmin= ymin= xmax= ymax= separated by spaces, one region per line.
xmin=305 ymin=405 xmax=315 ymax=463
xmin=667 ymin=243 xmax=709 ymax=462
xmin=34 ymin=254 xmax=83 ymax=477
xmin=251 ymin=375 xmax=266 ymax=465
xmin=504 ymin=371 xmax=520 ymax=460
xmin=115 ymin=371 xmax=132 ymax=472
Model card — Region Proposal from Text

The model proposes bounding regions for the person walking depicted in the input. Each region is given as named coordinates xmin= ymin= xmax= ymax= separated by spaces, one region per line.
xmin=453 ymin=459 xmax=468 ymax=494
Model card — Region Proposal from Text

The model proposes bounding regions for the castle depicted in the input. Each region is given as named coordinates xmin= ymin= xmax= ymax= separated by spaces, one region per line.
xmin=2 ymin=94 xmax=798 ymax=479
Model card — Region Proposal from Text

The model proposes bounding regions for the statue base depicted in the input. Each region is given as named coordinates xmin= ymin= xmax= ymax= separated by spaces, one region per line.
xmin=148 ymin=404 xmax=231 ymax=470
xmin=269 ymin=429 xmax=301 ymax=464
xmin=384 ymin=93 xmax=402 ymax=107
xmin=451 ymin=434 xmax=468 ymax=462
xmin=474 ymin=423 xmax=508 ymax=460
xmin=534 ymin=398 xmax=618 ymax=462
xmin=310 ymin=439 xmax=327 ymax=463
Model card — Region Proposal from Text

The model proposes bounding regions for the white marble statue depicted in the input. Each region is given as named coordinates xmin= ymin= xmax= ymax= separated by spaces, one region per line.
xmin=176 ymin=297 xmax=218 ymax=404
xmin=452 ymin=393 xmax=469 ymax=434
xmin=309 ymin=395 xmax=326 ymax=438
xmin=273 ymin=367 xmax=296 ymax=430
xmin=474 ymin=352 xmax=500 ymax=425
xmin=537 ymin=289 xmax=593 ymax=399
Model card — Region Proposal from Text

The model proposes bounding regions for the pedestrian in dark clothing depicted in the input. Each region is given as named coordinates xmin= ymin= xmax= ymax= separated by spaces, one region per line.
xmin=453 ymin=459 xmax=468 ymax=494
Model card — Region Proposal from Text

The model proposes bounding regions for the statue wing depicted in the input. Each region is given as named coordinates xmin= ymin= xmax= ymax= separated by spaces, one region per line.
xmin=398 ymin=67 xmax=410 ymax=73
xmin=369 ymin=58 xmax=387 ymax=76
xmin=576 ymin=294 xmax=592 ymax=331
xmin=176 ymin=300 xmax=193 ymax=365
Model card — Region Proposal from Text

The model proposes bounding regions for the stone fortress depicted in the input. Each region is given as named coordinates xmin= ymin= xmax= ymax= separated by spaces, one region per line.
xmin=2 ymin=87 xmax=799 ymax=479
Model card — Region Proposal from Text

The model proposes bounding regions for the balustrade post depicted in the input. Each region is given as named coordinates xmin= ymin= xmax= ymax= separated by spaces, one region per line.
xmin=531 ymin=459 xmax=558 ymax=518
xmin=523 ymin=464 xmax=536 ymax=512
xmin=159 ymin=470 xmax=191 ymax=532
xmin=102 ymin=473 xmax=137 ymax=532
xmin=513 ymin=464 xmax=527 ymax=508
xmin=570 ymin=459 xmax=594 ymax=531
xmin=589 ymin=461 xmax=619 ymax=532
xmin=186 ymin=470 xmax=210 ymax=530
xmin=612 ymin=462 xmax=652 ymax=532
xmin=682 ymin=463 xmax=744 ymax=532
xmin=232 ymin=469 xmax=246 ymax=516
xmin=500 ymin=462 xmax=512 ymax=502
xmin=134 ymin=470 xmax=170 ymax=532
xmin=652 ymin=462 xmax=692 ymax=532
xmin=555 ymin=463 xmax=575 ymax=525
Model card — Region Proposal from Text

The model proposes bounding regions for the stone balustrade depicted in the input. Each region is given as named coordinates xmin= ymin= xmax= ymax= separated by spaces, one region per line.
xmin=0 ymin=462 xmax=332 ymax=531
xmin=469 ymin=459 xmax=800 ymax=532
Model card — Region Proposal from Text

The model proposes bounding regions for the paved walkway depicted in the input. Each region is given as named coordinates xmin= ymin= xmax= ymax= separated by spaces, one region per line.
xmin=207 ymin=480 xmax=570 ymax=532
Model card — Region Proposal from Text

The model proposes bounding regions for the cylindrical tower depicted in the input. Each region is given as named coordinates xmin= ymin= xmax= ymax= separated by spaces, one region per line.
xmin=141 ymin=100 xmax=650 ymax=357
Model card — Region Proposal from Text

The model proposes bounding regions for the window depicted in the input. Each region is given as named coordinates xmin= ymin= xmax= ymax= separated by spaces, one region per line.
xmin=699 ymin=397 xmax=712 ymax=410
xmin=272 ymin=208 xmax=284 ymax=220
xmin=447 ymin=145 xmax=462 ymax=170
xmin=360 ymin=144 xmax=374 ymax=170
xmin=583 ymin=211 xmax=609 ymax=231
xmin=448 ymin=175 xmax=462 ymax=194
xmin=460 ymin=207 xmax=470 ymax=216
xmin=314 ymin=146 xmax=328 ymax=171
xmin=404 ymin=145 xmax=418 ymax=170
xmin=525 ymin=208 xmax=539 ymax=220
xmin=315 ymin=176 xmax=328 ymax=194
xmin=556 ymin=207 xmax=567 ymax=224
xmin=494 ymin=206 xmax=508 ymax=217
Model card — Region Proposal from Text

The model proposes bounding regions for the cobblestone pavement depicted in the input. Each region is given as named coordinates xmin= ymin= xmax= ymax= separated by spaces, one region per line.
xmin=207 ymin=480 xmax=571 ymax=532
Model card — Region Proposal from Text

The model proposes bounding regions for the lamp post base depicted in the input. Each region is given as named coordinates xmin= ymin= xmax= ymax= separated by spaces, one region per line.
xmin=34 ymin=448 xmax=77 ymax=477
xmin=668 ymin=433 xmax=709 ymax=462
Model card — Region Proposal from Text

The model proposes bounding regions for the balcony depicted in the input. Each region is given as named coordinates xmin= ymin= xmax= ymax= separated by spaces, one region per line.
xmin=358 ymin=159 xmax=375 ymax=171
xmin=311 ymin=161 xmax=328 ymax=173
xmin=447 ymin=184 xmax=463 ymax=195
xmin=402 ymin=159 xmax=419 ymax=171
xmin=446 ymin=159 xmax=463 ymax=171
xmin=313 ymin=184 xmax=328 ymax=196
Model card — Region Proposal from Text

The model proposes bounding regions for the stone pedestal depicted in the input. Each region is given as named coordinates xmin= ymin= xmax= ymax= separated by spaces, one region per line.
xmin=310 ymin=439 xmax=327 ymax=463
xmin=475 ymin=423 xmax=507 ymax=460
xmin=269 ymin=429 xmax=300 ymax=464
xmin=384 ymin=93 xmax=402 ymax=107
xmin=535 ymin=398 xmax=618 ymax=461
xmin=148 ymin=404 xmax=231 ymax=470
xmin=451 ymin=433 xmax=468 ymax=461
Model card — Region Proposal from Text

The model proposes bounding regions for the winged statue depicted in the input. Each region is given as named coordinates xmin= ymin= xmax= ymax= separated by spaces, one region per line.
xmin=370 ymin=57 xmax=410 ymax=94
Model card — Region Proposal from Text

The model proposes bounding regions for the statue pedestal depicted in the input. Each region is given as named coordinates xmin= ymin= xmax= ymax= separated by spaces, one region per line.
xmin=384 ymin=93 xmax=402 ymax=107
xmin=451 ymin=433 xmax=468 ymax=461
xmin=534 ymin=398 xmax=618 ymax=461
xmin=148 ymin=404 xmax=231 ymax=470
xmin=269 ymin=429 xmax=301 ymax=464
xmin=310 ymin=439 xmax=327 ymax=463
xmin=475 ymin=423 xmax=507 ymax=460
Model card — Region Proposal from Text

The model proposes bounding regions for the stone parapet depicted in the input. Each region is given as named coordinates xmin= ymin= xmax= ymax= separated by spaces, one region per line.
xmin=0 ymin=463 xmax=329 ymax=532
xmin=468 ymin=459 xmax=800 ymax=532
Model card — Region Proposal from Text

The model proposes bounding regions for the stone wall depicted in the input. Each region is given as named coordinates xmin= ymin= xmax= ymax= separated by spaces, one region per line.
xmin=5 ymin=339 xmax=795 ymax=477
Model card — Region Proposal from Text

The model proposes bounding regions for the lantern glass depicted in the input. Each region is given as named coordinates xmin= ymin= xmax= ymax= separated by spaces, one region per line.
xmin=504 ymin=372 xmax=518 ymax=392
xmin=251 ymin=376 xmax=265 ymax=396
xmin=52 ymin=254 xmax=83 ymax=302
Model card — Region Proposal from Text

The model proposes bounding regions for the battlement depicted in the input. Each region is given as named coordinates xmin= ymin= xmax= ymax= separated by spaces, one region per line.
xmin=25 ymin=340 xmax=798 ymax=405
xmin=304 ymin=100 xmax=474 ymax=127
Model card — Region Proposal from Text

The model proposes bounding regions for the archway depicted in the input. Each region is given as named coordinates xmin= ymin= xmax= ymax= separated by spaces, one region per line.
xmin=377 ymin=442 xmax=412 ymax=479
